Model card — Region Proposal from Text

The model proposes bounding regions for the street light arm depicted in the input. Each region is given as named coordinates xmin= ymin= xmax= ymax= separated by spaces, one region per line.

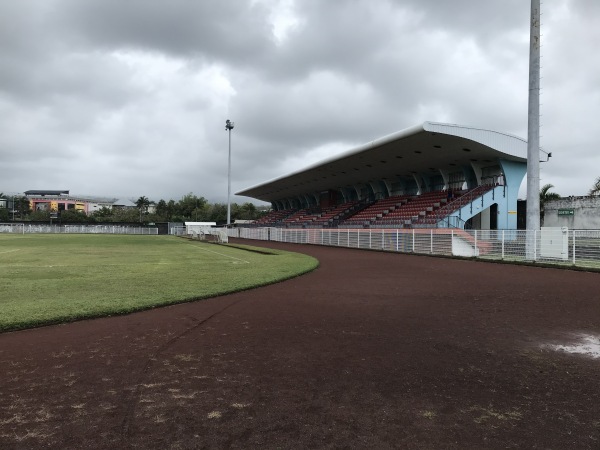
xmin=225 ymin=119 xmax=234 ymax=226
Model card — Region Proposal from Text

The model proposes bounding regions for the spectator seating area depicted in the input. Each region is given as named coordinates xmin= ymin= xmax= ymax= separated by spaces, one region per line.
xmin=341 ymin=190 xmax=458 ymax=228
xmin=281 ymin=201 xmax=362 ymax=228
xmin=370 ymin=191 xmax=450 ymax=228
xmin=252 ymin=201 xmax=361 ymax=228
xmin=342 ymin=195 xmax=412 ymax=228
xmin=251 ymin=187 xmax=495 ymax=229
xmin=252 ymin=209 xmax=294 ymax=226
xmin=414 ymin=185 xmax=495 ymax=227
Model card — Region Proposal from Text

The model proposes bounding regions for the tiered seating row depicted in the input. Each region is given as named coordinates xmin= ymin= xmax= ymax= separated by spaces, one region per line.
xmin=344 ymin=192 xmax=449 ymax=227
xmin=252 ymin=187 xmax=493 ymax=229
xmin=343 ymin=195 xmax=411 ymax=226
xmin=283 ymin=209 xmax=311 ymax=224
xmin=253 ymin=201 xmax=362 ymax=228
xmin=311 ymin=201 xmax=359 ymax=226
xmin=253 ymin=209 xmax=296 ymax=226
xmin=417 ymin=185 xmax=494 ymax=225
xmin=282 ymin=201 xmax=361 ymax=227
xmin=377 ymin=191 xmax=449 ymax=226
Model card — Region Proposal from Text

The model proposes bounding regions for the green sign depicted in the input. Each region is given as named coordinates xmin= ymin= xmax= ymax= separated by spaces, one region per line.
xmin=558 ymin=209 xmax=574 ymax=216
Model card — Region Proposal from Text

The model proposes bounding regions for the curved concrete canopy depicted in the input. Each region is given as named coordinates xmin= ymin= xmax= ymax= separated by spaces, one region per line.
xmin=237 ymin=121 xmax=528 ymax=203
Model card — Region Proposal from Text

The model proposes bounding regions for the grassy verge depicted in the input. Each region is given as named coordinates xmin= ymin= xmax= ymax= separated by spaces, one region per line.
xmin=0 ymin=234 xmax=318 ymax=332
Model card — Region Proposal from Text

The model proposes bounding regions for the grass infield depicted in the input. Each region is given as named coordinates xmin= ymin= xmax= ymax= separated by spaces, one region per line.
xmin=0 ymin=234 xmax=318 ymax=332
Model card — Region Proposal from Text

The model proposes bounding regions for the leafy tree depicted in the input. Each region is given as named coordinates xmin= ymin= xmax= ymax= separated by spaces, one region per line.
xmin=200 ymin=203 xmax=227 ymax=223
xmin=539 ymin=183 xmax=560 ymax=225
xmin=0 ymin=192 xmax=8 ymax=222
xmin=29 ymin=210 xmax=51 ymax=221
xmin=589 ymin=176 xmax=600 ymax=196
xmin=176 ymin=193 xmax=207 ymax=220
xmin=91 ymin=206 xmax=114 ymax=219
xmin=60 ymin=209 xmax=94 ymax=223
xmin=111 ymin=207 xmax=140 ymax=223
xmin=16 ymin=196 xmax=31 ymax=219
xmin=237 ymin=202 xmax=261 ymax=220
xmin=155 ymin=199 xmax=168 ymax=219
xmin=167 ymin=200 xmax=176 ymax=221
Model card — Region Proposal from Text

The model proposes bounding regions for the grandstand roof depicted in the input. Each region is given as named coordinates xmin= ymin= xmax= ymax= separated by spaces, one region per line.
xmin=24 ymin=190 xmax=69 ymax=196
xmin=237 ymin=122 xmax=529 ymax=203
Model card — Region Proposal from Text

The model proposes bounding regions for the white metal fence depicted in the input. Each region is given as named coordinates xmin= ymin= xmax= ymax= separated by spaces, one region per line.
xmin=227 ymin=227 xmax=600 ymax=269
xmin=0 ymin=224 xmax=158 ymax=235
xmin=170 ymin=226 xmax=187 ymax=236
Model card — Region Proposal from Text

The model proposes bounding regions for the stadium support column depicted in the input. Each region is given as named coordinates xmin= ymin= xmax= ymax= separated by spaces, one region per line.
xmin=526 ymin=0 xmax=541 ymax=259
xmin=225 ymin=119 xmax=235 ymax=226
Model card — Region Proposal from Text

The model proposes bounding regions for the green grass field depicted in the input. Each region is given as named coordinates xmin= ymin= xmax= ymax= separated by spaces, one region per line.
xmin=0 ymin=234 xmax=318 ymax=332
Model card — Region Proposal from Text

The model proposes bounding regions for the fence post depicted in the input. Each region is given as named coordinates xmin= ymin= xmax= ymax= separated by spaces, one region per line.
xmin=412 ymin=229 xmax=415 ymax=253
xmin=347 ymin=229 xmax=350 ymax=248
xmin=502 ymin=230 xmax=505 ymax=259
xmin=572 ymin=230 xmax=576 ymax=265
xmin=430 ymin=229 xmax=433 ymax=254
xmin=474 ymin=230 xmax=478 ymax=256
xmin=369 ymin=230 xmax=372 ymax=249
xmin=396 ymin=229 xmax=399 ymax=252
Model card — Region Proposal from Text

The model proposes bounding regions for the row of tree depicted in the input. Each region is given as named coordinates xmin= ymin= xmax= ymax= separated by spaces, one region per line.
xmin=3 ymin=177 xmax=600 ymax=224
xmin=0 ymin=192 xmax=268 ymax=224
xmin=539 ymin=177 xmax=600 ymax=211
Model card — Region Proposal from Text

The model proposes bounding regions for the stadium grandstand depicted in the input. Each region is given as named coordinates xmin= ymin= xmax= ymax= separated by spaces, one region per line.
xmin=237 ymin=122 xmax=540 ymax=231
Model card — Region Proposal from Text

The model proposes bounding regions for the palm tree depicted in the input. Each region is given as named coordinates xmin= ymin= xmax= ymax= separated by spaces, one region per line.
xmin=135 ymin=196 xmax=151 ymax=223
xmin=539 ymin=184 xmax=560 ymax=226
xmin=588 ymin=176 xmax=600 ymax=196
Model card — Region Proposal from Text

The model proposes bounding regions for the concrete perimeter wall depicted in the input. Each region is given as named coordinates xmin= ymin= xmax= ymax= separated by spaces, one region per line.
xmin=544 ymin=197 xmax=600 ymax=229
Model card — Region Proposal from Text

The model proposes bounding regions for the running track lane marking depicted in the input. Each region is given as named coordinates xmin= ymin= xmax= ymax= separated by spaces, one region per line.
xmin=184 ymin=243 xmax=250 ymax=264
xmin=0 ymin=249 xmax=20 ymax=255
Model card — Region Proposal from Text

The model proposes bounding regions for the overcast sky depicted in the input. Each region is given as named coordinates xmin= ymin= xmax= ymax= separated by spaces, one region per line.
xmin=1 ymin=0 xmax=598 ymax=204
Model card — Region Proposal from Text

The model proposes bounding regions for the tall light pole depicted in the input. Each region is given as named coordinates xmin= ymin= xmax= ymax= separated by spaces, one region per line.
xmin=526 ymin=0 xmax=541 ymax=259
xmin=225 ymin=119 xmax=234 ymax=226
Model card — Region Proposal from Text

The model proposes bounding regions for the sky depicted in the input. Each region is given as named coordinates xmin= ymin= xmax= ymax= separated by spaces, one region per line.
xmin=1 ymin=0 xmax=599 ymax=204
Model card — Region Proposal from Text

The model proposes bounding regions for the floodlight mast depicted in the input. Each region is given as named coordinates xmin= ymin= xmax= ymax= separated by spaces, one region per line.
xmin=225 ymin=119 xmax=234 ymax=226
xmin=526 ymin=0 xmax=541 ymax=259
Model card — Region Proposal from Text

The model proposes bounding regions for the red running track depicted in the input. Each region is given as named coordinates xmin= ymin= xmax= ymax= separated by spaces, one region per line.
xmin=1 ymin=239 xmax=599 ymax=449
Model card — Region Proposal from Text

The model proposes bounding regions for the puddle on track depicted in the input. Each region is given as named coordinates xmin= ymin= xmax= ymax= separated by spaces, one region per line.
xmin=545 ymin=334 xmax=600 ymax=359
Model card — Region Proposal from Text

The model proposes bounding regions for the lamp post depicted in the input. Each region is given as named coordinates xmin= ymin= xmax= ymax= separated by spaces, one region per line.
xmin=225 ymin=119 xmax=234 ymax=226
xmin=526 ymin=0 xmax=541 ymax=260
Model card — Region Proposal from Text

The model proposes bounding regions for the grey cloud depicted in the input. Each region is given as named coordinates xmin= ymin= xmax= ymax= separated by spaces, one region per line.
xmin=0 ymin=0 xmax=598 ymax=202
xmin=53 ymin=0 xmax=274 ymax=63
